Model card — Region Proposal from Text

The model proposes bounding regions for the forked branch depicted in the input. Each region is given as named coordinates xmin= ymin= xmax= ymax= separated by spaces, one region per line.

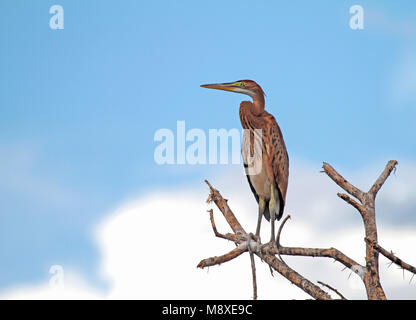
xmin=369 ymin=160 xmax=398 ymax=197
xmin=199 ymin=180 xmax=333 ymax=300
xmin=198 ymin=160 xmax=415 ymax=300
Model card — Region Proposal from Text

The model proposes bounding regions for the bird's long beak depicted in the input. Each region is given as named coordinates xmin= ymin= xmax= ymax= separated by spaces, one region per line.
xmin=200 ymin=81 xmax=242 ymax=93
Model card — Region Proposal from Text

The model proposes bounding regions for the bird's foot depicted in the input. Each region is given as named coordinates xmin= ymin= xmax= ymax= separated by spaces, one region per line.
xmin=265 ymin=239 xmax=278 ymax=255
xmin=263 ymin=242 xmax=277 ymax=276
xmin=247 ymin=233 xmax=254 ymax=254
xmin=270 ymin=240 xmax=279 ymax=257
xmin=270 ymin=239 xmax=287 ymax=265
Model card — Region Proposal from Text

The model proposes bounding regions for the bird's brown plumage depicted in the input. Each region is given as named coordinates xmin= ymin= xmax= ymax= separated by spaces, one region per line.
xmin=239 ymin=100 xmax=289 ymax=221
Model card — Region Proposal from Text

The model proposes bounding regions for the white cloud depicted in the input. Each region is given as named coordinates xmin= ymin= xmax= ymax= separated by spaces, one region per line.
xmin=1 ymin=160 xmax=416 ymax=299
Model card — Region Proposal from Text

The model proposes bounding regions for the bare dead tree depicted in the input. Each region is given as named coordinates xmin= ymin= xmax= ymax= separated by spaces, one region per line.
xmin=197 ymin=160 xmax=416 ymax=300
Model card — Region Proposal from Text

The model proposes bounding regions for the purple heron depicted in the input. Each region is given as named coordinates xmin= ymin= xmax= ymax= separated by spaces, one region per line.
xmin=201 ymin=80 xmax=289 ymax=247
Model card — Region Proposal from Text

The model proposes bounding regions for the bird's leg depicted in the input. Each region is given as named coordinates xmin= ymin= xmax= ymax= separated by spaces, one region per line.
xmin=255 ymin=197 xmax=266 ymax=241
xmin=268 ymin=184 xmax=279 ymax=255
xmin=269 ymin=189 xmax=276 ymax=244
xmin=247 ymin=233 xmax=253 ymax=254
xmin=263 ymin=194 xmax=277 ymax=275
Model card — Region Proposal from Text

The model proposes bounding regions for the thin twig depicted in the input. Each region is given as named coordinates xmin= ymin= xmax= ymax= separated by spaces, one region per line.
xmin=317 ymin=281 xmax=347 ymax=300
xmin=365 ymin=238 xmax=416 ymax=275
xmin=278 ymin=246 xmax=365 ymax=274
xmin=249 ymin=252 xmax=257 ymax=299
xmin=276 ymin=215 xmax=291 ymax=245
xmin=276 ymin=215 xmax=291 ymax=264
xmin=208 ymin=209 xmax=238 ymax=242
xmin=322 ymin=162 xmax=364 ymax=202
xmin=205 ymin=180 xmax=246 ymax=234
xmin=369 ymin=160 xmax=398 ymax=197
xmin=337 ymin=193 xmax=365 ymax=214
xmin=197 ymin=244 xmax=247 ymax=268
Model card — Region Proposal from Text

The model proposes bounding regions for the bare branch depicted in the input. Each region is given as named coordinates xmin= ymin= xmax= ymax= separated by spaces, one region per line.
xmin=369 ymin=160 xmax=398 ymax=197
xmin=257 ymin=252 xmax=332 ymax=300
xmin=273 ymin=213 xmax=364 ymax=275
xmin=324 ymin=161 xmax=398 ymax=300
xmin=197 ymin=244 xmax=247 ymax=268
xmin=208 ymin=209 xmax=238 ymax=242
xmin=317 ymin=281 xmax=347 ymax=300
xmin=201 ymin=181 xmax=334 ymax=300
xmin=205 ymin=180 xmax=246 ymax=234
xmin=276 ymin=215 xmax=291 ymax=246
xmin=249 ymin=252 xmax=257 ymax=300
xmin=337 ymin=193 xmax=365 ymax=214
xmin=322 ymin=162 xmax=364 ymax=202
xmin=276 ymin=215 xmax=291 ymax=264
xmin=365 ymin=238 xmax=416 ymax=275
xmin=277 ymin=246 xmax=366 ymax=275
xmin=200 ymin=160 xmax=401 ymax=300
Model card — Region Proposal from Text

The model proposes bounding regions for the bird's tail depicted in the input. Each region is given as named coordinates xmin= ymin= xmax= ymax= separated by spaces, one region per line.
xmin=263 ymin=198 xmax=284 ymax=222
xmin=263 ymin=205 xmax=271 ymax=222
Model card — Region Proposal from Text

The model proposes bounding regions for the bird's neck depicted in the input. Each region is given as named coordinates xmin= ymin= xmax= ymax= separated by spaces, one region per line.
xmin=251 ymin=94 xmax=265 ymax=115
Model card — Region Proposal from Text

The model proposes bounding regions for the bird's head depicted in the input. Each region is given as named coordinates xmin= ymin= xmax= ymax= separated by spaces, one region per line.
xmin=200 ymin=80 xmax=265 ymax=100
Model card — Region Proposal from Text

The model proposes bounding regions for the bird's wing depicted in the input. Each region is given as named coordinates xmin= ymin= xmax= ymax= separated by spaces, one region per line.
xmin=243 ymin=164 xmax=271 ymax=222
xmin=241 ymin=120 xmax=273 ymax=221
xmin=264 ymin=112 xmax=289 ymax=219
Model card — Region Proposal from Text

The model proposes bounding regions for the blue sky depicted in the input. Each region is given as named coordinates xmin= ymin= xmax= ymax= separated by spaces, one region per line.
xmin=0 ymin=1 xmax=415 ymax=295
